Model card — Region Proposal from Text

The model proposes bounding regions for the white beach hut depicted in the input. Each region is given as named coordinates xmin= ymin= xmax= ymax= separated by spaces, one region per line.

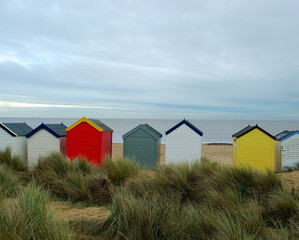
xmin=0 ymin=122 xmax=33 ymax=162
xmin=165 ymin=119 xmax=203 ymax=164
xmin=275 ymin=130 xmax=299 ymax=171
xmin=26 ymin=123 xmax=67 ymax=167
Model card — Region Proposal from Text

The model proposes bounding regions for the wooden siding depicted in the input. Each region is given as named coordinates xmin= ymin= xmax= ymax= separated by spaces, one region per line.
xmin=102 ymin=131 xmax=112 ymax=162
xmin=27 ymin=129 xmax=60 ymax=167
xmin=165 ymin=124 xmax=202 ymax=164
xmin=235 ymin=128 xmax=275 ymax=172
xmin=232 ymin=137 xmax=237 ymax=165
xmin=66 ymin=122 xmax=103 ymax=165
xmin=123 ymin=128 xmax=159 ymax=168
xmin=60 ymin=137 xmax=66 ymax=155
xmin=275 ymin=141 xmax=282 ymax=172
xmin=156 ymin=139 xmax=161 ymax=164
xmin=280 ymin=134 xmax=299 ymax=171
xmin=0 ymin=128 xmax=28 ymax=162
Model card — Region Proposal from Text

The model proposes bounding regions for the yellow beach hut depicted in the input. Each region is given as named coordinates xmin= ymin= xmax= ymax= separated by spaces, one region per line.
xmin=232 ymin=125 xmax=277 ymax=173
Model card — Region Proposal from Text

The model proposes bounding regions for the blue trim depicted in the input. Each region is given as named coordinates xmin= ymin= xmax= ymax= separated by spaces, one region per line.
xmin=165 ymin=119 xmax=203 ymax=136
xmin=26 ymin=123 xmax=62 ymax=138
xmin=281 ymin=131 xmax=299 ymax=141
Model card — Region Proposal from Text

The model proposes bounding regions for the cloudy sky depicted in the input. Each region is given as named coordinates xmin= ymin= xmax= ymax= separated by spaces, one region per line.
xmin=1 ymin=0 xmax=299 ymax=120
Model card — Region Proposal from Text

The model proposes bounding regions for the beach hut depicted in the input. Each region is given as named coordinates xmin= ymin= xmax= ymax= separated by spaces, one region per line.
xmin=66 ymin=117 xmax=113 ymax=165
xmin=122 ymin=124 xmax=162 ymax=168
xmin=165 ymin=119 xmax=203 ymax=164
xmin=232 ymin=125 xmax=277 ymax=172
xmin=275 ymin=130 xmax=299 ymax=171
xmin=26 ymin=123 xmax=67 ymax=167
xmin=0 ymin=122 xmax=32 ymax=162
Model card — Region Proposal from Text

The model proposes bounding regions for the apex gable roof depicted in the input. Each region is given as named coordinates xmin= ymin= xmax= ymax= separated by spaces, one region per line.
xmin=165 ymin=119 xmax=203 ymax=136
xmin=26 ymin=123 xmax=67 ymax=138
xmin=0 ymin=122 xmax=33 ymax=137
xmin=232 ymin=125 xmax=275 ymax=139
xmin=275 ymin=130 xmax=299 ymax=141
xmin=66 ymin=117 xmax=113 ymax=132
xmin=123 ymin=124 xmax=162 ymax=141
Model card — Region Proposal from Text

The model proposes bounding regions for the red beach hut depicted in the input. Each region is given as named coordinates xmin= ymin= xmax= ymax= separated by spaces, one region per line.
xmin=66 ymin=117 xmax=113 ymax=165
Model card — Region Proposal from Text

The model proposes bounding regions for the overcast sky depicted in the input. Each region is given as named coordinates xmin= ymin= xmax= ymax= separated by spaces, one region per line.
xmin=1 ymin=0 xmax=299 ymax=120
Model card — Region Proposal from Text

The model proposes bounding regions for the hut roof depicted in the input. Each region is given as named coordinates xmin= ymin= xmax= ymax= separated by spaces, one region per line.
xmin=0 ymin=122 xmax=33 ymax=137
xmin=89 ymin=119 xmax=113 ymax=131
xmin=232 ymin=125 xmax=275 ymax=139
xmin=26 ymin=123 xmax=67 ymax=138
xmin=165 ymin=119 xmax=203 ymax=136
xmin=275 ymin=130 xmax=299 ymax=141
xmin=66 ymin=117 xmax=113 ymax=132
xmin=123 ymin=124 xmax=162 ymax=141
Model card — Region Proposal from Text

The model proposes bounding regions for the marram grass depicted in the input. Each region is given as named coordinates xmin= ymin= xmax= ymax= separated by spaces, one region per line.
xmin=32 ymin=152 xmax=111 ymax=204
xmin=98 ymin=160 xmax=299 ymax=240
xmin=0 ymin=164 xmax=21 ymax=197
xmin=102 ymin=157 xmax=140 ymax=186
xmin=0 ymin=147 xmax=28 ymax=172
xmin=263 ymin=190 xmax=299 ymax=225
xmin=0 ymin=184 xmax=69 ymax=240
xmin=2 ymin=151 xmax=298 ymax=240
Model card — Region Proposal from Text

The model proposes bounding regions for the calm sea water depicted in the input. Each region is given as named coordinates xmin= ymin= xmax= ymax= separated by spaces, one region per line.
xmin=1 ymin=117 xmax=299 ymax=144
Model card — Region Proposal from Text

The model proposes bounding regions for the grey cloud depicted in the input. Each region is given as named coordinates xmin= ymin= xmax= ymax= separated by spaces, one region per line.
xmin=1 ymin=0 xmax=299 ymax=119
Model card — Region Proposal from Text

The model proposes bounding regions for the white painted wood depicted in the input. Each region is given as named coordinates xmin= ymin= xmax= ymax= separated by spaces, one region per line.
xmin=0 ymin=128 xmax=28 ymax=162
xmin=281 ymin=134 xmax=299 ymax=171
xmin=165 ymin=124 xmax=202 ymax=164
xmin=27 ymin=129 xmax=60 ymax=167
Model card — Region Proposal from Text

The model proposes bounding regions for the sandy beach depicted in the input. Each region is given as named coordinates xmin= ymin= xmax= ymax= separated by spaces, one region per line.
xmin=112 ymin=143 xmax=233 ymax=165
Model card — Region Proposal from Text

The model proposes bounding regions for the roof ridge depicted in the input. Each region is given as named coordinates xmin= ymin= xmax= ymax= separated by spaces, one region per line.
xmin=275 ymin=130 xmax=299 ymax=141
xmin=66 ymin=117 xmax=113 ymax=132
xmin=1 ymin=122 xmax=32 ymax=136
xmin=123 ymin=123 xmax=162 ymax=140
xmin=165 ymin=119 xmax=203 ymax=136
xmin=26 ymin=123 xmax=66 ymax=138
xmin=0 ymin=122 xmax=17 ymax=136
xmin=233 ymin=125 xmax=274 ymax=139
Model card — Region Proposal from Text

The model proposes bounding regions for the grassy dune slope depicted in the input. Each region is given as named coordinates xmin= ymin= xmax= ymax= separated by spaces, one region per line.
xmin=0 ymin=147 xmax=298 ymax=240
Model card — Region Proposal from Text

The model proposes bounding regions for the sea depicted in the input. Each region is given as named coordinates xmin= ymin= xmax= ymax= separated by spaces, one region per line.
xmin=1 ymin=117 xmax=299 ymax=144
